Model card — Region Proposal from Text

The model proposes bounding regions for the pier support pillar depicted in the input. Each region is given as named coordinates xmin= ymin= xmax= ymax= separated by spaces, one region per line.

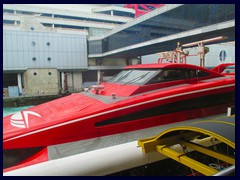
xmin=61 ymin=72 xmax=65 ymax=91
xmin=97 ymin=70 xmax=101 ymax=85
xmin=17 ymin=73 xmax=22 ymax=95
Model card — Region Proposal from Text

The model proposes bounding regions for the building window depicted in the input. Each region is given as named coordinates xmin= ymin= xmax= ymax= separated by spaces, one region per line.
xmin=47 ymin=57 xmax=51 ymax=61
xmin=32 ymin=41 xmax=36 ymax=46
xmin=47 ymin=42 xmax=50 ymax=46
xmin=32 ymin=57 xmax=36 ymax=61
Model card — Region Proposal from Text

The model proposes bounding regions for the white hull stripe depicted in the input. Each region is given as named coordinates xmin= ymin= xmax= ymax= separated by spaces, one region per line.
xmin=4 ymin=84 xmax=235 ymax=142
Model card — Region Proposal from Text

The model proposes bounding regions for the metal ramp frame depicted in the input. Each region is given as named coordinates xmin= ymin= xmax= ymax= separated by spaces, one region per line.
xmin=138 ymin=115 xmax=235 ymax=176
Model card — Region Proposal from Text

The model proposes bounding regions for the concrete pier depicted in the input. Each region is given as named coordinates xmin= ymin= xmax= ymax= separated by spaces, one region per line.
xmin=3 ymin=93 xmax=71 ymax=107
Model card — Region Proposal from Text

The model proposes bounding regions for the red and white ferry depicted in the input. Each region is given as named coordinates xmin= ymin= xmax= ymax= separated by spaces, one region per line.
xmin=3 ymin=62 xmax=235 ymax=172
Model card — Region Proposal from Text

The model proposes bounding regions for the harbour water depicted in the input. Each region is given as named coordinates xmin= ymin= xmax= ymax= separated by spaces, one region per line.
xmin=3 ymin=106 xmax=33 ymax=117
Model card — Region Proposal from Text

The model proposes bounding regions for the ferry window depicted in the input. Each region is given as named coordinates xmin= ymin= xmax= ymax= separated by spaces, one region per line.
xmin=189 ymin=70 xmax=197 ymax=78
xmin=189 ymin=69 xmax=209 ymax=78
xmin=107 ymin=69 xmax=160 ymax=84
xmin=162 ymin=70 xmax=187 ymax=81
xmin=149 ymin=69 xmax=189 ymax=84
xmin=196 ymin=70 xmax=209 ymax=77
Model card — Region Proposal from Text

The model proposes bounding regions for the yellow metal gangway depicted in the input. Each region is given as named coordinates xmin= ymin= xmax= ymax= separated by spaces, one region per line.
xmin=138 ymin=115 xmax=235 ymax=176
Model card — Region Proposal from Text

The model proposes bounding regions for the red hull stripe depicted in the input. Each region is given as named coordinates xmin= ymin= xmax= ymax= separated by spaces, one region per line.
xmin=4 ymin=84 xmax=234 ymax=142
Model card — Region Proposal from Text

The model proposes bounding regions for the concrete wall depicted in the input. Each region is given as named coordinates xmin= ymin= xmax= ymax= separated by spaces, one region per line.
xmin=72 ymin=72 xmax=83 ymax=91
xmin=3 ymin=30 xmax=88 ymax=71
xmin=89 ymin=27 xmax=110 ymax=36
xmin=88 ymin=57 xmax=141 ymax=67
xmin=63 ymin=72 xmax=83 ymax=92
xmin=88 ymin=58 xmax=127 ymax=66
xmin=102 ymin=58 xmax=127 ymax=66
xmin=66 ymin=73 xmax=73 ymax=91
xmin=23 ymin=68 xmax=60 ymax=96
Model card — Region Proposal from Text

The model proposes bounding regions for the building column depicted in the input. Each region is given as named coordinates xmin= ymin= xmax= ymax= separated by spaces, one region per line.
xmin=97 ymin=70 xmax=101 ymax=85
xmin=126 ymin=58 xmax=132 ymax=65
xmin=64 ymin=73 xmax=68 ymax=92
xmin=17 ymin=73 xmax=22 ymax=95
xmin=73 ymin=72 xmax=83 ymax=91
xmin=61 ymin=72 xmax=65 ymax=91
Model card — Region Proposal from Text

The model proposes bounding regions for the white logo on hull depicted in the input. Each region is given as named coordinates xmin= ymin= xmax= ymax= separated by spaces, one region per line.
xmin=10 ymin=111 xmax=41 ymax=128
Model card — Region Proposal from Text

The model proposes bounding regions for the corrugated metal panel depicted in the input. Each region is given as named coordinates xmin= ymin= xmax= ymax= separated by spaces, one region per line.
xmin=5 ymin=52 xmax=12 ymax=68
xmin=22 ymin=34 xmax=29 ymax=51
xmin=16 ymin=35 xmax=23 ymax=51
xmin=17 ymin=52 xmax=24 ymax=69
xmin=3 ymin=32 xmax=7 ymax=51
xmin=11 ymin=34 xmax=18 ymax=51
xmin=3 ymin=51 xmax=7 ymax=69
xmin=6 ymin=34 xmax=13 ymax=50
xmin=38 ymin=35 xmax=44 ymax=52
xmin=3 ymin=30 xmax=88 ymax=71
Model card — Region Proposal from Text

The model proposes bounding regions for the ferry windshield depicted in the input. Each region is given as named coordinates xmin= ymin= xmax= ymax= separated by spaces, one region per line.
xmin=107 ymin=69 xmax=161 ymax=84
